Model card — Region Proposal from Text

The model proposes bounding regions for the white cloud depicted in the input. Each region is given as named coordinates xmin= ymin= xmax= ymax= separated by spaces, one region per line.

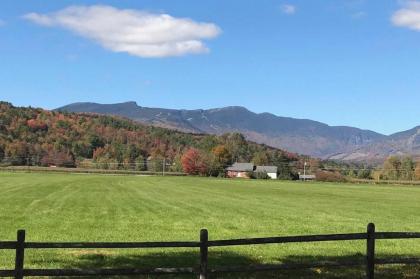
xmin=280 ymin=4 xmax=296 ymax=15
xmin=23 ymin=5 xmax=221 ymax=58
xmin=392 ymin=1 xmax=420 ymax=31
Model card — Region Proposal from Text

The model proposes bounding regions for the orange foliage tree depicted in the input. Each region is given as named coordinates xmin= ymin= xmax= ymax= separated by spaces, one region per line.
xmin=212 ymin=145 xmax=232 ymax=167
xmin=181 ymin=148 xmax=208 ymax=175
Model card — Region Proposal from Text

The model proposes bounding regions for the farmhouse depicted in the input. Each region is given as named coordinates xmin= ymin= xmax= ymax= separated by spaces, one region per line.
xmin=226 ymin=163 xmax=254 ymax=178
xmin=255 ymin=166 xmax=278 ymax=179
xmin=226 ymin=163 xmax=278 ymax=179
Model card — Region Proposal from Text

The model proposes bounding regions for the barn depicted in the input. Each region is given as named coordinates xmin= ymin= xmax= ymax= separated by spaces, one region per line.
xmin=226 ymin=163 xmax=255 ymax=178
xmin=226 ymin=163 xmax=278 ymax=179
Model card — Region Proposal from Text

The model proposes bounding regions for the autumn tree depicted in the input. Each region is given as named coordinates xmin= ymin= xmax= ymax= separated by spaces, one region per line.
xmin=212 ymin=145 xmax=232 ymax=166
xmin=308 ymin=159 xmax=320 ymax=173
xmin=415 ymin=163 xmax=420 ymax=180
xmin=93 ymin=145 xmax=116 ymax=169
xmin=181 ymin=148 xmax=208 ymax=175
xmin=170 ymin=154 xmax=184 ymax=172
xmin=271 ymin=150 xmax=298 ymax=180
xmin=27 ymin=119 xmax=48 ymax=132
xmin=252 ymin=151 xmax=269 ymax=165
xmin=223 ymin=133 xmax=248 ymax=162
xmin=4 ymin=141 xmax=29 ymax=165
xmin=40 ymin=149 xmax=75 ymax=167
xmin=122 ymin=144 xmax=141 ymax=169
xmin=382 ymin=156 xmax=401 ymax=180
xmin=135 ymin=155 xmax=147 ymax=171
xmin=401 ymin=157 xmax=415 ymax=180
xmin=147 ymin=155 xmax=164 ymax=172
xmin=357 ymin=168 xmax=372 ymax=179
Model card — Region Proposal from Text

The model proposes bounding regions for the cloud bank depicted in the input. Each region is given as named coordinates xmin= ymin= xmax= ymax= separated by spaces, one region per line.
xmin=392 ymin=1 xmax=420 ymax=31
xmin=23 ymin=5 xmax=221 ymax=58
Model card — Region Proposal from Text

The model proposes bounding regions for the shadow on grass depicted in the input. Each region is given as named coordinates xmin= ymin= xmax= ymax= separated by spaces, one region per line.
xmin=32 ymin=251 xmax=420 ymax=279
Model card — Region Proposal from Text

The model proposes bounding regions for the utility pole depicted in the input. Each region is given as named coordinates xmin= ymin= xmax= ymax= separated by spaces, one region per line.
xmin=162 ymin=158 xmax=165 ymax=176
xmin=303 ymin=161 xmax=307 ymax=182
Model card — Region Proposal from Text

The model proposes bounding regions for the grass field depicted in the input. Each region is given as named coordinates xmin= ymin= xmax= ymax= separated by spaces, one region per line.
xmin=1 ymin=172 xmax=420 ymax=278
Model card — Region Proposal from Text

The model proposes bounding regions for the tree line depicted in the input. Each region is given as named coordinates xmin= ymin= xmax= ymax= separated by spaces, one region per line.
xmin=377 ymin=156 xmax=420 ymax=181
xmin=0 ymin=102 xmax=304 ymax=178
xmin=321 ymin=156 xmax=420 ymax=182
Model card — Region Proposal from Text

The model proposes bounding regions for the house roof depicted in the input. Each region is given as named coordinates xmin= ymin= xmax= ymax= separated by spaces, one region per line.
xmin=255 ymin=166 xmax=278 ymax=173
xmin=227 ymin=163 xmax=254 ymax=172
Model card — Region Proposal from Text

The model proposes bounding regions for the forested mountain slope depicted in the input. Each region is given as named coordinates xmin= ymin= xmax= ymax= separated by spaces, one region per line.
xmin=0 ymin=102 xmax=300 ymax=176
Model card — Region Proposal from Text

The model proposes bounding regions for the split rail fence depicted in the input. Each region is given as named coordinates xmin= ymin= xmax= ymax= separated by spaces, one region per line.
xmin=1 ymin=223 xmax=420 ymax=279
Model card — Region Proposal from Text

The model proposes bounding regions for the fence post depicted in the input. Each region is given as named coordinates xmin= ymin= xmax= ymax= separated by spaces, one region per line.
xmin=15 ymin=230 xmax=25 ymax=279
xmin=366 ymin=223 xmax=375 ymax=279
xmin=199 ymin=229 xmax=208 ymax=279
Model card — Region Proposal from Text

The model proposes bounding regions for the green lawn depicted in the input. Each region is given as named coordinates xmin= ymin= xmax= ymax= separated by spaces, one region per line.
xmin=1 ymin=172 xmax=420 ymax=278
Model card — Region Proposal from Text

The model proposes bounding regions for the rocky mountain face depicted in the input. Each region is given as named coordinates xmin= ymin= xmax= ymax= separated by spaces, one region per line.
xmin=330 ymin=126 xmax=420 ymax=162
xmin=58 ymin=101 xmax=417 ymax=161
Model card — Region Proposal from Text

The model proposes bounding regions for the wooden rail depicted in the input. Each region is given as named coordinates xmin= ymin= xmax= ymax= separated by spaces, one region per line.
xmin=1 ymin=223 xmax=420 ymax=278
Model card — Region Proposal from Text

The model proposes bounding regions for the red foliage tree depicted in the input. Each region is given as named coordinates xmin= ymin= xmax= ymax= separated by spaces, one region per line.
xmin=27 ymin=119 xmax=48 ymax=132
xmin=181 ymin=148 xmax=207 ymax=175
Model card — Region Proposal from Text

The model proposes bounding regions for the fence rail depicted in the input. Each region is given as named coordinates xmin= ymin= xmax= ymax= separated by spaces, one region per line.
xmin=1 ymin=223 xmax=420 ymax=278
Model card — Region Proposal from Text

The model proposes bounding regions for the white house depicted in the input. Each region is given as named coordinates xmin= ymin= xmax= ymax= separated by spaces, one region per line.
xmin=255 ymin=166 xmax=278 ymax=179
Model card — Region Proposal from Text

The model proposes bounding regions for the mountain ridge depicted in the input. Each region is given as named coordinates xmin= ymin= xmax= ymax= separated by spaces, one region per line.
xmin=58 ymin=101 xmax=416 ymax=161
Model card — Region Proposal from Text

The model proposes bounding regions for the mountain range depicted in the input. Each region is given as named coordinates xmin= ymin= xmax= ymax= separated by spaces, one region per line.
xmin=58 ymin=101 xmax=420 ymax=162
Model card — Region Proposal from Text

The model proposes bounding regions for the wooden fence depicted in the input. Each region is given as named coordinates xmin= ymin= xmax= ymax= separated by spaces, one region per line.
xmin=1 ymin=223 xmax=420 ymax=279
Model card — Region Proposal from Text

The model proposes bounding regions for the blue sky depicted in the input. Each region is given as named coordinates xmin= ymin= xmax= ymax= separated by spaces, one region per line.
xmin=1 ymin=0 xmax=420 ymax=135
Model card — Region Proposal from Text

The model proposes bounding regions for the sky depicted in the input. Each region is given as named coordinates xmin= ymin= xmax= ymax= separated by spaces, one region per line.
xmin=1 ymin=0 xmax=420 ymax=135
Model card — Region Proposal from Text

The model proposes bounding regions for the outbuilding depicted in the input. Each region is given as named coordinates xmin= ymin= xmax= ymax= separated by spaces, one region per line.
xmin=255 ymin=166 xmax=278 ymax=179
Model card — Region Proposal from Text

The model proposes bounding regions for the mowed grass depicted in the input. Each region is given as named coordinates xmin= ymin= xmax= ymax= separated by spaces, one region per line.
xmin=1 ymin=172 xmax=420 ymax=278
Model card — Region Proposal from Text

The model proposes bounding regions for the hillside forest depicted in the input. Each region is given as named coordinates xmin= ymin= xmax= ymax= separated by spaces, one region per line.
xmin=0 ymin=102 xmax=303 ymax=178
xmin=2 ymin=102 xmax=419 ymax=181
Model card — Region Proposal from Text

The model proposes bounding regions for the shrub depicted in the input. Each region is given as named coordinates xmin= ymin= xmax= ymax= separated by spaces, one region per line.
xmin=253 ymin=171 xmax=271 ymax=179
xmin=278 ymin=171 xmax=299 ymax=180
xmin=357 ymin=169 xmax=372 ymax=179
xmin=248 ymin=171 xmax=271 ymax=179
xmin=315 ymin=170 xmax=346 ymax=182
xmin=247 ymin=171 xmax=254 ymax=179
xmin=41 ymin=150 xmax=76 ymax=168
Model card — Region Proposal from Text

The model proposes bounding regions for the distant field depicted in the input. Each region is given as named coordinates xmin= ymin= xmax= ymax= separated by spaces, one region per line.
xmin=1 ymin=172 xmax=420 ymax=278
